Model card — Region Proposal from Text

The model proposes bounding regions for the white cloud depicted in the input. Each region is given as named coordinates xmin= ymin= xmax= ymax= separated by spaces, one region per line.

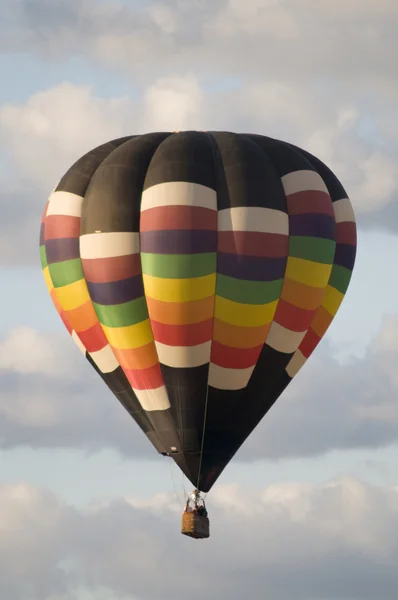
xmin=143 ymin=74 xmax=204 ymax=131
xmin=0 ymin=83 xmax=134 ymax=190
xmin=0 ymin=327 xmax=76 ymax=376
xmin=1 ymin=478 xmax=398 ymax=599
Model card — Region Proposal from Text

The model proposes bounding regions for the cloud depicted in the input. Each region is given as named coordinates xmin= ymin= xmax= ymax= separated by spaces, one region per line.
xmin=2 ymin=314 xmax=398 ymax=462
xmin=1 ymin=477 xmax=398 ymax=599
xmin=4 ymin=0 xmax=398 ymax=85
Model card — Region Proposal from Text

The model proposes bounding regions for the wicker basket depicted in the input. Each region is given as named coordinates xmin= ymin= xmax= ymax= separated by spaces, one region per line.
xmin=181 ymin=511 xmax=210 ymax=539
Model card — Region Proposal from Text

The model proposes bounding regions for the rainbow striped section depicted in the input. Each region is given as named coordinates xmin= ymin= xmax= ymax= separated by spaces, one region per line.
xmin=209 ymin=206 xmax=289 ymax=390
xmin=286 ymin=194 xmax=356 ymax=377
xmin=265 ymin=170 xmax=336 ymax=357
xmin=80 ymin=231 xmax=170 ymax=411
xmin=41 ymin=191 xmax=119 ymax=374
xmin=140 ymin=181 xmax=218 ymax=369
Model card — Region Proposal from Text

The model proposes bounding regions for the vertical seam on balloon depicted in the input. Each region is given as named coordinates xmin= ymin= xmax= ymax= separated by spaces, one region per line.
xmin=241 ymin=135 xmax=290 ymax=350
xmin=194 ymin=131 xmax=220 ymax=490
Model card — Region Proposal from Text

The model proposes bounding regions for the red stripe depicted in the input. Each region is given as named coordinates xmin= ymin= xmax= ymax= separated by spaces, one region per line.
xmin=77 ymin=322 xmax=107 ymax=353
xmin=124 ymin=363 xmax=164 ymax=390
xmin=151 ymin=319 xmax=213 ymax=346
xmin=41 ymin=202 xmax=49 ymax=223
xmin=336 ymin=222 xmax=356 ymax=246
xmin=299 ymin=328 xmax=321 ymax=358
xmin=274 ymin=299 xmax=317 ymax=332
xmin=82 ymin=254 xmax=142 ymax=283
xmin=286 ymin=191 xmax=334 ymax=216
xmin=218 ymin=231 xmax=289 ymax=257
xmin=210 ymin=341 xmax=263 ymax=369
xmin=140 ymin=206 xmax=217 ymax=231
xmin=44 ymin=215 xmax=80 ymax=240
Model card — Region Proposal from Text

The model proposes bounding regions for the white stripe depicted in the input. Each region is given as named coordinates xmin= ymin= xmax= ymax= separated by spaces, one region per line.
xmin=333 ymin=198 xmax=356 ymax=223
xmin=286 ymin=350 xmax=307 ymax=378
xmin=89 ymin=345 xmax=119 ymax=374
xmin=282 ymin=170 xmax=328 ymax=196
xmin=209 ymin=364 xmax=255 ymax=390
xmin=218 ymin=207 xmax=288 ymax=234
xmin=80 ymin=232 xmax=140 ymax=259
xmin=266 ymin=322 xmax=307 ymax=354
xmin=134 ymin=386 xmax=171 ymax=411
xmin=72 ymin=330 xmax=86 ymax=355
xmin=141 ymin=181 xmax=217 ymax=211
xmin=47 ymin=191 xmax=83 ymax=217
xmin=155 ymin=341 xmax=211 ymax=368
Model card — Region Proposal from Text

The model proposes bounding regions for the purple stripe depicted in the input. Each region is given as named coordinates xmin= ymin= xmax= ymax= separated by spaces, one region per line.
xmin=87 ymin=275 xmax=144 ymax=305
xmin=140 ymin=230 xmax=217 ymax=254
xmin=218 ymin=253 xmax=287 ymax=281
xmin=39 ymin=222 xmax=45 ymax=246
xmin=289 ymin=214 xmax=335 ymax=240
xmin=334 ymin=244 xmax=356 ymax=270
xmin=45 ymin=238 xmax=80 ymax=264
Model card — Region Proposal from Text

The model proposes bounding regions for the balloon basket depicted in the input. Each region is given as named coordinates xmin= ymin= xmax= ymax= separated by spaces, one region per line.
xmin=181 ymin=511 xmax=210 ymax=539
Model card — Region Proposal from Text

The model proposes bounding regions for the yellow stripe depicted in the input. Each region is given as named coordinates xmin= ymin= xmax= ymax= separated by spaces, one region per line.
xmin=102 ymin=320 xmax=153 ymax=350
xmin=55 ymin=279 xmax=90 ymax=311
xmin=214 ymin=296 xmax=278 ymax=327
xmin=322 ymin=285 xmax=344 ymax=316
xmin=143 ymin=274 xmax=216 ymax=303
xmin=285 ymin=257 xmax=332 ymax=288
xmin=42 ymin=266 xmax=54 ymax=293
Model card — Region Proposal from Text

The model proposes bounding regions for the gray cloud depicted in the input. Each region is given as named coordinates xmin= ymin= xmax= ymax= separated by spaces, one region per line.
xmin=1 ymin=317 xmax=398 ymax=463
xmin=1 ymin=477 xmax=398 ymax=600
xmin=3 ymin=0 xmax=397 ymax=86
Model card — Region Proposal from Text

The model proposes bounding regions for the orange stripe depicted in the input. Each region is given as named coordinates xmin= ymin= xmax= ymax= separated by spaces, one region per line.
xmin=213 ymin=319 xmax=271 ymax=348
xmin=281 ymin=278 xmax=325 ymax=310
xmin=66 ymin=301 xmax=98 ymax=332
xmin=311 ymin=305 xmax=334 ymax=338
xmin=146 ymin=296 xmax=215 ymax=325
xmin=112 ymin=343 xmax=158 ymax=370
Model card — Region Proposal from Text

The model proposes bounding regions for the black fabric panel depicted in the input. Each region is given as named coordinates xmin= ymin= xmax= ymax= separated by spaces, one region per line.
xmin=161 ymin=364 xmax=210 ymax=455
xmin=243 ymin=134 xmax=317 ymax=177
xmin=209 ymin=131 xmax=287 ymax=210
xmin=55 ymin=136 xmax=134 ymax=195
xmin=81 ymin=133 xmax=172 ymax=234
xmin=143 ymin=131 xmax=216 ymax=191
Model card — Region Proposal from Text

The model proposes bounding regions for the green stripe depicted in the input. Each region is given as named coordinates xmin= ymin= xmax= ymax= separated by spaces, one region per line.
xmin=141 ymin=253 xmax=216 ymax=279
xmin=48 ymin=258 xmax=84 ymax=288
xmin=328 ymin=264 xmax=352 ymax=294
xmin=290 ymin=236 xmax=336 ymax=264
xmin=40 ymin=245 xmax=48 ymax=269
xmin=217 ymin=274 xmax=284 ymax=304
xmin=93 ymin=297 xmax=148 ymax=328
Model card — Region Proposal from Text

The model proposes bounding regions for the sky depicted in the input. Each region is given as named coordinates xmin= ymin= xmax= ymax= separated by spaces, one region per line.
xmin=1 ymin=0 xmax=398 ymax=598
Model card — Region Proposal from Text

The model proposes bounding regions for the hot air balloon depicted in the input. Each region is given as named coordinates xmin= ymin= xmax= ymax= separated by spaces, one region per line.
xmin=39 ymin=131 xmax=357 ymax=539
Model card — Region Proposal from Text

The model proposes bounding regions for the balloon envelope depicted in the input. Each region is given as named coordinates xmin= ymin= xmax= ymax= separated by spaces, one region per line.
xmin=40 ymin=131 xmax=357 ymax=492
